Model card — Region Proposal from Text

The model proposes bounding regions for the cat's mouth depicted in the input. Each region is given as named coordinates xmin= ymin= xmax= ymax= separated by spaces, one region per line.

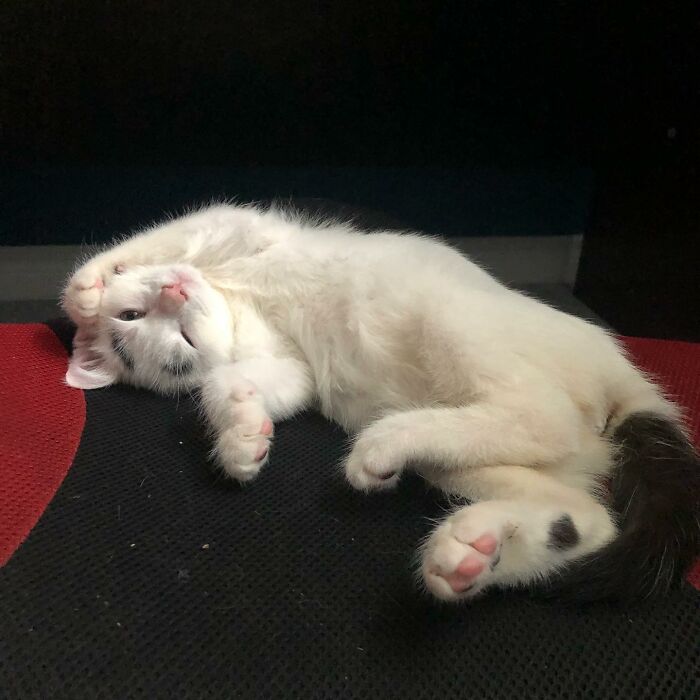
xmin=180 ymin=328 xmax=195 ymax=349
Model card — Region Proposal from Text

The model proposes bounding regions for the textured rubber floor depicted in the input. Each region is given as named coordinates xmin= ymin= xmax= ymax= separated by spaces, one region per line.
xmin=0 ymin=320 xmax=698 ymax=699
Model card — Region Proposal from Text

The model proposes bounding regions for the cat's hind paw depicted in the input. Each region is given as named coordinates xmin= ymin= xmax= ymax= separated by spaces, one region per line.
xmin=421 ymin=504 xmax=512 ymax=601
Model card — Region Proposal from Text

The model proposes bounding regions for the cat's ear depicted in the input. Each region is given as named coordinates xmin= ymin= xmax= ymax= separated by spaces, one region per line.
xmin=65 ymin=326 xmax=118 ymax=390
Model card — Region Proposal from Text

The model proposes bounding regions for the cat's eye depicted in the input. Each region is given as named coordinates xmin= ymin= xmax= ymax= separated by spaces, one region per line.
xmin=118 ymin=310 xmax=145 ymax=321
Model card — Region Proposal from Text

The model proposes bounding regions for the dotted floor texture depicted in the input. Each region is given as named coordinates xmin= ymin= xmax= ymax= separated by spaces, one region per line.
xmin=0 ymin=320 xmax=698 ymax=699
xmin=0 ymin=324 xmax=85 ymax=566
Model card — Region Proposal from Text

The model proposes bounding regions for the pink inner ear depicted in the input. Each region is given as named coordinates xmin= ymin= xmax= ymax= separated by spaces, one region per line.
xmin=65 ymin=361 xmax=115 ymax=389
xmin=65 ymin=327 xmax=118 ymax=390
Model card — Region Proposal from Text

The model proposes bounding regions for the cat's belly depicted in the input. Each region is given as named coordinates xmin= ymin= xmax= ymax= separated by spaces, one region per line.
xmin=307 ymin=345 xmax=433 ymax=433
xmin=272 ymin=293 xmax=436 ymax=432
xmin=318 ymin=391 xmax=382 ymax=433
xmin=316 ymin=381 xmax=408 ymax=433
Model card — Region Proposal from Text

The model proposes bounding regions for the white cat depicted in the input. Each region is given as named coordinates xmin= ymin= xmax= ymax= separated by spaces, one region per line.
xmin=62 ymin=203 xmax=700 ymax=602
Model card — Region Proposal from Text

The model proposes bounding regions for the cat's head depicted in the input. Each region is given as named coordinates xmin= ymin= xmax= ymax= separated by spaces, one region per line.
xmin=66 ymin=264 xmax=233 ymax=393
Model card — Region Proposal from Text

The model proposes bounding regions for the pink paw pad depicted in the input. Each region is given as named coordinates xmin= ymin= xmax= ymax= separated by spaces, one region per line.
xmin=255 ymin=446 xmax=269 ymax=462
xmin=261 ymin=419 xmax=273 ymax=436
xmin=470 ymin=533 xmax=498 ymax=555
xmin=443 ymin=555 xmax=485 ymax=593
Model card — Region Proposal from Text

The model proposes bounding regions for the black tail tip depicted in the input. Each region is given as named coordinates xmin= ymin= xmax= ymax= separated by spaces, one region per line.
xmin=541 ymin=412 xmax=700 ymax=604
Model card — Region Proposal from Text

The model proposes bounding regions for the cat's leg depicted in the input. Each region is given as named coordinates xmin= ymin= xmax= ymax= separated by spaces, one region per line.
xmin=200 ymin=357 xmax=314 ymax=481
xmin=419 ymin=466 xmax=616 ymax=600
xmin=62 ymin=224 xmax=199 ymax=325
xmin=63 ymin=205 xmax=276 ymax=325
xmin=345 ymin=394 xmax=578 ymax=491
xmin=230 ymin=357 xmax=315 ymax=422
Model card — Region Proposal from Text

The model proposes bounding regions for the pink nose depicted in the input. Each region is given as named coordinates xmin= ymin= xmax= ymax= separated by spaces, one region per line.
xmin=159 ymin=283 xmax=188 ymax=312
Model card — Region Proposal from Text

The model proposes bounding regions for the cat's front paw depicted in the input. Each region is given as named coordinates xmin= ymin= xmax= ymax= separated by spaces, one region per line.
xmin=344 ymin=429 xmax=405 ymax=491
xmin=214 ymin=399 xmax=274 ymax=483
xmin=62 ymin=262 xmax=123 ymax=325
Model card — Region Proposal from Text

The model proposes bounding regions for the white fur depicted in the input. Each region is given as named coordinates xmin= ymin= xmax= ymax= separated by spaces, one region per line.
xmin=61 ymin=203 xmax=677 ymax=600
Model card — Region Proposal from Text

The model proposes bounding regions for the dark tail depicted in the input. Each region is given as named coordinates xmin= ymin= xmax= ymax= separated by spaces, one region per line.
xmin=549 ymin=412 xmax=700 ymax=602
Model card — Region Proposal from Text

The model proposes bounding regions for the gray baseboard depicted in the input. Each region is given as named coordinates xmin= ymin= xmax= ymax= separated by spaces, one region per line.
xmin=0 ymin=245 xmax=84 ymax=302
xmin=0 ymin=235 xmax=582 ymax=302
xmin=450 ymin=234 xmax=582 ymax=287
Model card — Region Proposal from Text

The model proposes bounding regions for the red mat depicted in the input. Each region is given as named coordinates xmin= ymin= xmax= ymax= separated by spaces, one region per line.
xmin=0 ymin=324 xmax=85 ymax=565
xmin=0 ymin=324 xmax=697 ymax=585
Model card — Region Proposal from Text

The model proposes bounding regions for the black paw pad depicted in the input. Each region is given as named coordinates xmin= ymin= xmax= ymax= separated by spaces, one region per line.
xmin=547 ymin=514 xmax=580 ymax=550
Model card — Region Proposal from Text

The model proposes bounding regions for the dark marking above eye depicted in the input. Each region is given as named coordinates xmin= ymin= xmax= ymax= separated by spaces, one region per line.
xmin=547 ymin=514 xmax=580 ymax=550
xmin=110 ymin=330 xmax=135 ymax=371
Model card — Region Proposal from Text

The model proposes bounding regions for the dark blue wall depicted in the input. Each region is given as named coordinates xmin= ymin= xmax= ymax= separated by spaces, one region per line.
xmin=1 ymin=3 xmax=693 ymax=247
xmin=2 ymin=166 xmax=591 ymax=245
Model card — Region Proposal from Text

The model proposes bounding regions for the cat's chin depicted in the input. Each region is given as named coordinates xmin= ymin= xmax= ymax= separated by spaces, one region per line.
xmin=126 ymin=373 xmax=202 ymax=397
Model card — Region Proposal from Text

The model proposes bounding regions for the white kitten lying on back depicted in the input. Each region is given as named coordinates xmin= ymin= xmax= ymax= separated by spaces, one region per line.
xmin=62 ymin=203 xmax=700 ymax=603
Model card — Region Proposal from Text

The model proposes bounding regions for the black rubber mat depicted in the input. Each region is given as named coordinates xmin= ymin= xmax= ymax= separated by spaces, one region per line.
xmin=0 ymin=319 xmax=698 ymax=699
